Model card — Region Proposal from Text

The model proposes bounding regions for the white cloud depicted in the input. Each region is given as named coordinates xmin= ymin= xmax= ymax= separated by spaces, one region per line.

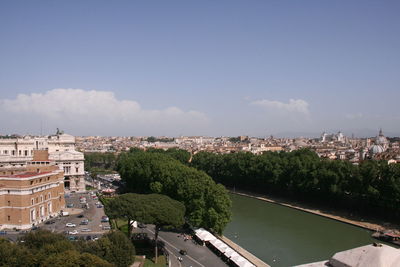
xmin=251 ymin=98 xmax=310 ymax=115
xmin=0 ymin=89 xmax=209 ymax=136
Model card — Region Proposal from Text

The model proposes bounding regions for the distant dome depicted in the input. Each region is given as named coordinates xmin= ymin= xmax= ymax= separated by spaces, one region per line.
xmin=376 ymin=129 xmax=389 ymax=146
xmin=294 ymin=139 xmax=307 ymax=147
xmin=370 ymin=144 xmax=384 ymax=155
xmin=376 ymin=135 xmax=388 ymax=146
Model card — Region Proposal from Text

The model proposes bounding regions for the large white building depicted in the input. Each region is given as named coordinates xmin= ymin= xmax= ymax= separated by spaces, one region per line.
xmin=0 ymin=133 xmax=85 ymax=192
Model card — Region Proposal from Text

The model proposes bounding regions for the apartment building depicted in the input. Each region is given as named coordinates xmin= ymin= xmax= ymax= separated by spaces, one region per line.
xmin=0 ymin=133 xmax=85 ymax=192
xmin=0 ymin=150 xmax=65 ymax=229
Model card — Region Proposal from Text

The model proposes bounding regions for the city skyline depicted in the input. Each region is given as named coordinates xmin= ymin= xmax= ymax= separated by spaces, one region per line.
xmin=1 ymin=1 xmax=399 ymax=136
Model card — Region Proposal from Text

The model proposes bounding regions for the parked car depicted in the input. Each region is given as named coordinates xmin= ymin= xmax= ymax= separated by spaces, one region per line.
xmin=45 ymin=220 xmax=55 ymax=225
xmin=61 ymin=211 xmax=69 ymax=216
xmin=66 ymin=223 xmax=76 ymax=228
xmin=81 ymin=228 xmax=91 ymax=232
xmin=101 ymin=216 xmax=109 ymax=222
xmin=68 ymin=230 xmax=79 ymax=235
xmin=66 ymin=203 xmax=74 ymax=208
xmin=0 ymin=230 xmax=7 ymax=235
xmin=102 ymin=225 xmax=111 ymax=230
xmin=80 ymin=219 xmax=89 ymax=225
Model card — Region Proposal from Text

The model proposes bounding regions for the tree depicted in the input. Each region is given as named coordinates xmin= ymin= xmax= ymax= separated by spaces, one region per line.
xmin=117 ymin=150 xmax=232 ymax=233
xmin=41 ymin=250 xmax=113 ymax=267
xmin=105 ymin=193 xmax=185 ymax=263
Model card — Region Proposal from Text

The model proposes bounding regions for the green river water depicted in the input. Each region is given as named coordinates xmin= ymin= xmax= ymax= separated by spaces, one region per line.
xmin=223 ymin=193 xmax=388 ymax=267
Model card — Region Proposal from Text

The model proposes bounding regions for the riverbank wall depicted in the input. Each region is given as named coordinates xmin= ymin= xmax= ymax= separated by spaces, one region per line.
xmin=230 ymin=190 xmax=397 ymax=233
xmin=219 ymin=234 xmax=270 ymax=267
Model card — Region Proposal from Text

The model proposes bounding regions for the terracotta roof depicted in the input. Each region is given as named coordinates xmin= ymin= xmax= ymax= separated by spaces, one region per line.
xmin=0 ymin=171 xmax=52 ymax=178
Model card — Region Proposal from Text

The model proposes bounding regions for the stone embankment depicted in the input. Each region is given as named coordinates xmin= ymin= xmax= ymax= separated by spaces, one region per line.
xmin=219 ymin=235 xmax=270 ymax=267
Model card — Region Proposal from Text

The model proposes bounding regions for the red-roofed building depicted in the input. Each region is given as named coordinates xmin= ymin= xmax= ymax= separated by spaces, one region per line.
xmin=0 ymin=150 xmax=65 ymax=230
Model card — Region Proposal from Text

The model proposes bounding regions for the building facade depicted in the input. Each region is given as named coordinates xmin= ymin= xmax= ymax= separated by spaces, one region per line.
xmin=0 ymin=150 xmax=65 ymax=229
xmin=0 ymin=133 xmax=85 ymax=192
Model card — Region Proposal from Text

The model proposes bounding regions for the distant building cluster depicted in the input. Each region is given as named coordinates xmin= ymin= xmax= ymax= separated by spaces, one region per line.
xmin=75 ymin=129 xmax=400 ymax=165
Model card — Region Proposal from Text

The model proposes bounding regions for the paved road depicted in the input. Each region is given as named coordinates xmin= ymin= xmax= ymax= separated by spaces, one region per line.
xmin=40 ymin=191 xmax=109 ymax=239
xmin=136 ymin=226 xmax=228 ymax=267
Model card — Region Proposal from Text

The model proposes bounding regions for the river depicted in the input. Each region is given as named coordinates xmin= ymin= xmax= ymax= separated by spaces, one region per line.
xmin=223 ymin=193 xmax=385 ymax=267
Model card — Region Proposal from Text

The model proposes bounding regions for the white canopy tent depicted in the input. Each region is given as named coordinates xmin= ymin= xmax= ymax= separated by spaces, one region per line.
xmin=224 ymin=247 xmax=239 ymax=258
xmin=194 ymin=228 xmax=217 ymax=242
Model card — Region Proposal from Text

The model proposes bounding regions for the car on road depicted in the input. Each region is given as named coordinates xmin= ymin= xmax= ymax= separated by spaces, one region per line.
xmin=68 ymin=230 xmax=79 ymax=235
xmin=81 ymin=228 xmax=91 ymax=232
xmin=138 ymin=223 xmax=147 ymax=228
xmin=179 ymin=249 xmax=187 ymax=255
xmin=45 ymin=220 xmax=55 ymax=225
xmin=97 ymin=204 xmax=103 ymax=208
xmin=31 ymin=226 xmax=40 ymax=230
xmin=66 ymin=223 xmax=76 ymax=228
xmin=66 ymin=203 xmax=74 ymax=208
xmin=77 ymin=214 xmax=84 ymax=218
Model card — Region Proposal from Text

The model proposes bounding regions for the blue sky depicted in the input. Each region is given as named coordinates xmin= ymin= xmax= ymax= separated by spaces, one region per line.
xmin=0 ymin=1 xmax=399 ymax=137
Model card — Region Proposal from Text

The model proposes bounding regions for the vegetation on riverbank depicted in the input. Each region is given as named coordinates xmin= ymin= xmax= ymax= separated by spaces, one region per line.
xmin=116 ymin=149 xmax=232 ymax=234
xmin=191 ymin=149 xmax=400 ymax=223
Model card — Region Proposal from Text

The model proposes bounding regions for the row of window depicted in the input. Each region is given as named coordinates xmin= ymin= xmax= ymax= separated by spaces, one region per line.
xmin=31 ymin=193 xmax=52 ymax=205
xmin=30 ymin=202 xmax=53 ymax=223
xmin=1 ymin=150 xmax=32 ymax=156
xmin=30 ymin=176 xmax=51 ymax=185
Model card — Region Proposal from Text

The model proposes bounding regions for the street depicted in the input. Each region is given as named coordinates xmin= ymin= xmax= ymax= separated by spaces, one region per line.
xmin=135 ymin=226 xmax=228 ymax=267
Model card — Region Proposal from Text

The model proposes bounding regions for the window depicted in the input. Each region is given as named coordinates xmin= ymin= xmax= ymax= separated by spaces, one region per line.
xmin=24 ymin=150 xmax=28 ymax=156
xmin=30 ymin=209 xmax=35 ymax=222
xmin=76 ymin=167 xmax=79 ymax=173
xmin=40 ymin=195 xmax=43 ymax=202
xmin=7 ymin=201 xmax=10 ymax=206
xmin=19 ymin=150 xmax=21 ymax=156
xmin=7 ymin=216 xmax=10 ymax=221
xmin=7 ymin=190 xmax=10 ymax=194
xmin=30 ymin=181 xmax=33 ymax=185
xmin=31 ymin=199 xmax=34 ymax=205
xmin=3 ymin=150 xmax=8 ymax=155
xmin=11 ymin=150 xmax=15 ymax=155
xmin=48 ymin=193 xmax=51 ymax=199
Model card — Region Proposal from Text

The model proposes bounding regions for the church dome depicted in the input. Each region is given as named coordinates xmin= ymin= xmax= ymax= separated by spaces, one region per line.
xmin=369 ymin=144 xmax=384 ymax=155
xmin=294 ymin=139 xmax=307 ymax=147
xmin=376 ymin=129 xmax=389 ymax=146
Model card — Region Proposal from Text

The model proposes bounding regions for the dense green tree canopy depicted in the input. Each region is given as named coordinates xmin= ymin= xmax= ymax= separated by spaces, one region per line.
xmin=105 ymin=193 xmax=185 ymax=229
xmin=191 ymin=149 xmax=400 ymax=220
xmin=116 ymin=150 xmax=232 ymax=234
xmin=0 ymin=230 xmax=135 ymax=267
